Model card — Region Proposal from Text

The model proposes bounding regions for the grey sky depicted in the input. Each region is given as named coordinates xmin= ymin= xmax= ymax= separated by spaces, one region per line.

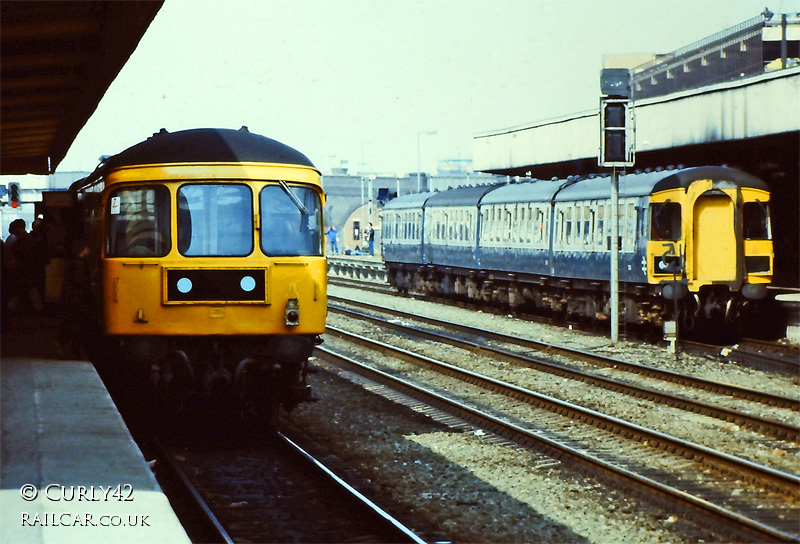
xmin=57 ymin=0 xmax=798 ymax=176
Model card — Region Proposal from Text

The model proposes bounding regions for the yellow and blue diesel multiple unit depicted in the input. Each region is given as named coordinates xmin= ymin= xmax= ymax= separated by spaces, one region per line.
xmin=382 ymin=166 xmax=773 ymax=339
xmin=71 ymin=127 xmax=327 ymax=421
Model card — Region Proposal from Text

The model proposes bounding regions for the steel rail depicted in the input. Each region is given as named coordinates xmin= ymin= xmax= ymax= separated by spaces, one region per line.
xmin=726 ymin=342 xmax=799 ymax=375
xmin=156 ymin=434 xmax=424 ymax=544
xmin=314 ymin=345 xmax=800 ymax=543
xmin=329 ymin=295 xmax=799 ymax=411
xmin=153 ymin=440 xmax=235 ymax=544
xmin=329 ymin=276 xmax=394 ymax=293
xmin=275 ymin=432 xmax=427 ymax=544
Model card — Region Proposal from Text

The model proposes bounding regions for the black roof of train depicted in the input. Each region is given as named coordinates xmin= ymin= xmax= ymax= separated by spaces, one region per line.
xmin=102 ymin=127 xmax=316 ymax=171
xmin=651 ymin=166 xmax=768 ymax=192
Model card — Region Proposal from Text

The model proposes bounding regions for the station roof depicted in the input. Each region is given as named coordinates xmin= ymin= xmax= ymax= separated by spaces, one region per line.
xmin=1 ymin=1 xmax=163 ymax=175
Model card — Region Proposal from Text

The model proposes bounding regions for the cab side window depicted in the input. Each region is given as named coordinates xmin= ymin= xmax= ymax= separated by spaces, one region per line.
xmin=260 ymin=185 xmax=322 ymax=256
xmin=650 ymin=202 xmax=681 ymax=240
xmin=107 ymin=186 xmax=170 ymax=257
xmin=743 ymin=202 xmax=771 ymax=240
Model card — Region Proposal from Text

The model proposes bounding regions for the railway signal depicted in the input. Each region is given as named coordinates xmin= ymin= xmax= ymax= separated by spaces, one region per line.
xmin=601 ymin=99 xmax=633 ymax=164
xmin=599 ymin=69 xmax=635 ymax=168
xmin=9 ymin=182 xmax=20 ymax=208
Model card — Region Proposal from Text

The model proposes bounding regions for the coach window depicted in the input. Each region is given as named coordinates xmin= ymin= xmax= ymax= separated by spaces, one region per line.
xmin=596 ymin=205 xmax=605 ymax=248
xmin=650 ymin=201 xmax=681 ymax=240
xmin=496 ymin=207 xmax=502 ymax=242
xmin=107 ymin=186 xmax=170 ymax=257
xmin=178 ymin=184 xmax=252 ymax=256
xmin=743 ymin=201 xmax=771 ymax=240
xmin=260 ymin=184 xmax=322 ymax=256
xmin=624 ymin=203 xmax=633 ymax=251
xmin=565 ymin=207 xmax=573 ymax=245
xmin=527 ymin=206 xmax=534 ymax=243
xmin=556 ymin=210 xmax=564 ymax=245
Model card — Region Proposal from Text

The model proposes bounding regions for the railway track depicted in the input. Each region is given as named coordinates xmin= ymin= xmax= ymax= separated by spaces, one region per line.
xmin=328 ymin=296 xmax=799 ymax=437
xmin=153 ymin=432 xmax=425 ymax=544
xmin=313 ymin=334 xmax=800 ymax=543
xmin=685 ymin=339 xmax=800 ymax=376
xmin=318 ymin=284 xmax=800 ymax=542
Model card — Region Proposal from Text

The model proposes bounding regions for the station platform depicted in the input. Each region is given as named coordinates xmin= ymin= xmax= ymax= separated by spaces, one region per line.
xmin=0 ymin=315 xmax=190 ymax=544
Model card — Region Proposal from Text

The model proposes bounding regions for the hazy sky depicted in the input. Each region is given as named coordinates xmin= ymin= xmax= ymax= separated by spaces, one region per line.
xmin=57 ymin=0 xmax=799 ymax=176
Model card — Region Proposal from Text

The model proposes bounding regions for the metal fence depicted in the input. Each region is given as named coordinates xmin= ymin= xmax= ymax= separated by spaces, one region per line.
xmin=632 ymin=14 xmax=769 ymax=100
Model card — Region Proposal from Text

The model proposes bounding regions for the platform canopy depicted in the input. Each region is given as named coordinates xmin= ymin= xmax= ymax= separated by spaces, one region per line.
xmin=1 ymin=1 xmax=163 ymax=175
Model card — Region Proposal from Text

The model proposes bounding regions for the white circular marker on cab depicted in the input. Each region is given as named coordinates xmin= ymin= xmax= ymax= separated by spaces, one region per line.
xmin=240 ymin=275 xmax=256 ymax=292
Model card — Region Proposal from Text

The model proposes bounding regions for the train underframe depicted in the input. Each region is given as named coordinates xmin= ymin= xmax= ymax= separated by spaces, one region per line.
xmin=387 ymin=264 xmax=768 ymax=341
xmin=114 ymin=334 xmax=320 ymax=425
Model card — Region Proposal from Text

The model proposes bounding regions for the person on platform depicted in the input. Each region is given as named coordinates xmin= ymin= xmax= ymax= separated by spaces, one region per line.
xmin=325 ymin=225 xmax=339 ymax=255
xmin=5 ymin=219 xmax=44 ymax=313
xmin=367 ymin=223 xmax=375 ymax=256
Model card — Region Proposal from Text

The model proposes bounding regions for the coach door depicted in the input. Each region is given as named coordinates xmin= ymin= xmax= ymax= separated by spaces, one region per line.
xmin=692 ymin=192 xmax=736 ymax=282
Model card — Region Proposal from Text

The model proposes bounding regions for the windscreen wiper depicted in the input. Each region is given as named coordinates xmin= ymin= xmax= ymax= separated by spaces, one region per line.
xmin=279 ymin=180 xmax=307 ymax=215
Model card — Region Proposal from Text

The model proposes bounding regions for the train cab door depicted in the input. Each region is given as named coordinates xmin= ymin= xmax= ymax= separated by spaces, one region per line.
xmin=691 ymin=192 xmax=737 ymax=282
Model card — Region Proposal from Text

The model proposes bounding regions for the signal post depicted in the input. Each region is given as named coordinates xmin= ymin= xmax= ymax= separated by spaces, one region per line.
xmin=599 ymin=68 xmax=635 ymax=343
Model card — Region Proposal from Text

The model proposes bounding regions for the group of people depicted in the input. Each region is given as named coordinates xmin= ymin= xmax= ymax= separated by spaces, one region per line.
xmin=2 ymin=218 xmax=47 ymax=315
xmin=2 ymin=217 xmax=96 ymax=357
xmin=325 ymin=223 xmax=376 ymax=256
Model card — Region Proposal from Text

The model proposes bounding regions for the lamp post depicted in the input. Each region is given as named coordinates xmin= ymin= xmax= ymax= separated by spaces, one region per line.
xmin=417 ymin=130 xmax=436 ymax=192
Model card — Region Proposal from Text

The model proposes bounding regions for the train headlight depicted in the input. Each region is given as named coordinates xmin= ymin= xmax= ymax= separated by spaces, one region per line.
xmin=176 ymin=277 xmax=193 ymax=293
xmin=285 ymin=298 xmax=300 ymax=326
xmin=240 ymin=275 xmax=256 ymax=292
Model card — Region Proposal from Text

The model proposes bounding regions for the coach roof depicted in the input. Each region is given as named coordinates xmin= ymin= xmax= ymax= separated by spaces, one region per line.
xmin=102 ymin=127 xmax=316 ymax=171
xmin=424 ymin=183 xmax=502 ymax=208
xmin=650 ymin=166 xmax=768 ymax=193
xmin=382 ymin=191 xmax=436 ymax=211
